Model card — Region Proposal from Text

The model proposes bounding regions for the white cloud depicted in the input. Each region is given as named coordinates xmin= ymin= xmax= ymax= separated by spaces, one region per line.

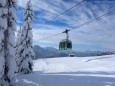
xmin=17 ymin=0 xmax=115 ymax=50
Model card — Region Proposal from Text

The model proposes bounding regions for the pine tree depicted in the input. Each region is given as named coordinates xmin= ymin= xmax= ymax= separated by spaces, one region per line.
xmin=0 ymin=0 xmax=7 ymax=85
xmin=0 ymin=0 xmax=17 ymax=86
xmin=15 ymin=27 xmax=22 ymax=73
xmin=16 ymin=0 xmax=35 ymax=74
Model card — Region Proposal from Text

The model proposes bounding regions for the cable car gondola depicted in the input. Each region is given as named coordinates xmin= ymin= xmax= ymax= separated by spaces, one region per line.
xmin=59 ymin=29 xmax=72 ymax=50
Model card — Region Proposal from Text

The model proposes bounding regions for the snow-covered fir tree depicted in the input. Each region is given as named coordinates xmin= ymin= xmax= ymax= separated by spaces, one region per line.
xmin=16 ymin=0 xmax=35 ymax=74
xmin=0 ymin=0 xmax=6 ymax=85
xmin=0 ymin=0 xmax=17 ymax=86
xmin=15 ymin=26 xmax=22 ymax=73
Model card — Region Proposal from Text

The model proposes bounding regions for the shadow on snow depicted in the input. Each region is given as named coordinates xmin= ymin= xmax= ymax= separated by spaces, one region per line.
xmin=16 ymin=71 xmax=115 ymax=86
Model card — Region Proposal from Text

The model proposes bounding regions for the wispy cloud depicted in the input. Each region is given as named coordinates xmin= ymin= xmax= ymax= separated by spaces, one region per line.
xmin=17 ymin=0 xmax=115 ymax=50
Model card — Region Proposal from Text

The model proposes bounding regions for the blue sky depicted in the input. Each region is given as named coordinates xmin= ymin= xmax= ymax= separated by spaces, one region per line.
xmin=17 ymin=0 xmax=115 ymax=51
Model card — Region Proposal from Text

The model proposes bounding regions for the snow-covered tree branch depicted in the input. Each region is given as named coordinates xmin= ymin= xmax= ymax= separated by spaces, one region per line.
xmin=0 ymin=0 xmax=17 ymax=86
xmin=16 ymin=0 xmax=35 ymax=74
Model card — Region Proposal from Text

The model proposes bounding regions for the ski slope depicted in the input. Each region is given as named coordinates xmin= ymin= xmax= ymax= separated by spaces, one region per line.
xmin=16 ymin=55 xmax=115 ymax=86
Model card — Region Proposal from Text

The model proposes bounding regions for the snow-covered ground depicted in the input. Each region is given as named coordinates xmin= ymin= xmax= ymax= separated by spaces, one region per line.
xmin=16 ymin=55 xmax=115 ymax=86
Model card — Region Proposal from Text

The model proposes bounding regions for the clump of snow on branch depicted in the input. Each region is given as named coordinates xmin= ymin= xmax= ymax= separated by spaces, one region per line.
xmin=16 ymin=0 xmax=35 ymax=74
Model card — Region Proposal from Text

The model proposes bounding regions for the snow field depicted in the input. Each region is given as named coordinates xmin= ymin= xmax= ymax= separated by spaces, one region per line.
xmin=16 ymin=55 xmax=115 ymax=86
xmin=34 ymin=55 xmax=115 ymax=73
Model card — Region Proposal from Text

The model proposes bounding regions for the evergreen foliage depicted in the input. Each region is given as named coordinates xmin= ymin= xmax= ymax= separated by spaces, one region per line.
xmin=16 ymin=0 xmax=35 ymax=74
xmin=0 ymin=0 xmax=17 ymax=86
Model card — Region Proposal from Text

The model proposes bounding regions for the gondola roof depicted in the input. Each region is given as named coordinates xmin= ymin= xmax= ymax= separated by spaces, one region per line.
xmin=60 ymin=39 xmax=72 ymax=43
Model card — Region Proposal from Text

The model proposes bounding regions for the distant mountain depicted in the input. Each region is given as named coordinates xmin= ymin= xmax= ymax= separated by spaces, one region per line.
xmin=33 ymin=45 xmax=114 ymax=59
xmin=33 ymin=45 xmax=68 ymax=59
